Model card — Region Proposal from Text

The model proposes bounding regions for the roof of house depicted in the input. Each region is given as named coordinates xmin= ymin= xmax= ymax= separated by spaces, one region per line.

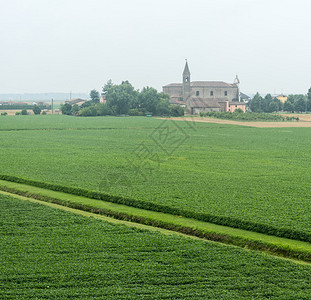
xmin=169 ymin=97 xmax=185 ymax=105
xmin=240 ymin=92 xmax=250 ymax=99
xmin=66 ymin=98 xmax=87 ymax=105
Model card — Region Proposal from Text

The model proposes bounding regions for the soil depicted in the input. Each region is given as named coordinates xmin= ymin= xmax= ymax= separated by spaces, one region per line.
xmin=161 ymin=115 xmax=311 ymax=128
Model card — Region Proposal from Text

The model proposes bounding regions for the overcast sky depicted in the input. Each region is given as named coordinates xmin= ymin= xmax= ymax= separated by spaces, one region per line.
xmin=0 ymin=0 xmax=310 ymax=95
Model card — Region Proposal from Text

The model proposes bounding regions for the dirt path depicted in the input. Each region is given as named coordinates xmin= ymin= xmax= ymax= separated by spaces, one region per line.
xmin=161 ymin=116 xmax=311 ymax=128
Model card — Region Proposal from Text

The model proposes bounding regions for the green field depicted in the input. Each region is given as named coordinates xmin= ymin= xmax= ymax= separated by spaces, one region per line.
xmin=1 ymin=194 xmax=311 ymax=299
xmin=1 ymin=115 xmax=311 ymax=241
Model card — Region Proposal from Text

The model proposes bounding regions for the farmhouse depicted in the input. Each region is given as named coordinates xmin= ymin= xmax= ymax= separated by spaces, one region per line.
xmin=163 ymin=61 xmax=247 ymax=115
xmin=65 ymin=98 xmax=87 ymax=106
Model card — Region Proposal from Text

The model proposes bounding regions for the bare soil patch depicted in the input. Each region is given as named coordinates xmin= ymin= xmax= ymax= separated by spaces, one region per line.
xmin=161 ymin=116 xmax=311 ymax=128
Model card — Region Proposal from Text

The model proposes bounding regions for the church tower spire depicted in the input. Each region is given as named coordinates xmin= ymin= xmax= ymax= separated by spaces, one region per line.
xmin=183 ymin=60 xmax=191 ymax=100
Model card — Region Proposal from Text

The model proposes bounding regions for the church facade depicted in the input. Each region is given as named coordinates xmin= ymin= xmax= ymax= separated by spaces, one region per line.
xmin=163 ymin=62 xmax=246 ymax=115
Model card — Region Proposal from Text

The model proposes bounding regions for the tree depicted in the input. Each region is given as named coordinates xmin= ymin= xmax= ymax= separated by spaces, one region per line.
xmin=249 ymin=93 xmax=263 ymax=112
xmin=90 ymin=89 xmax=100 ymax=104
xmin=287 ymin=94 xmax=296 ymax=104
xmin=102 ymin=79 xmax=114 ymax=95
xmin=268 ymin=101 xmax=278 ymax=112
xmin=307 ymin=87 xmax=311 ymax=111
xmin=283 ymin=100 xmax=294 ymax=112
xmin=139 ymin=86 xmax=160 ymax=113
xmin=106 ymin=81 xmax=139 ymax=115
xmin=294 ymin=97 xmax=306 ymax=113
xmin=33 ymin=105 xmax=41 ymax=115
xmin=21 ymin=109 xmax=27 ymax=115
xmin=79 ymin=106 xmax=98 ymax=116
xmin=169 ymin=105 xmax=184 ymax=116
xmin=71 ymin=104 xmax=79 ymax=115
xmin=60 ymin=103 xmax=73 ymax=115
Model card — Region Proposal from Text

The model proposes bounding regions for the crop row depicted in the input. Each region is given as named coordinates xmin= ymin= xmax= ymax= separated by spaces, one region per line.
xmin=1 ymin=174 xmax=311 ymax=244
xmin=1 ymin=194 xmax=311 ymax=299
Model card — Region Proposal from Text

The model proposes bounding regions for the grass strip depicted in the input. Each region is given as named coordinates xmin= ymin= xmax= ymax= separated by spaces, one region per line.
xmin=1 ymin=175 xmax=310 ymax=243
xmin=1 ymin=180 xmax=311 ymax=262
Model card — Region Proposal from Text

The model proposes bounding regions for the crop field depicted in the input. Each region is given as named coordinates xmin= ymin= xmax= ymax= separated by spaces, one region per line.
xmin=1 ymin=115 xmax=311 ymax=241
xmin=1 ymin=194 xmax=311 ymax=299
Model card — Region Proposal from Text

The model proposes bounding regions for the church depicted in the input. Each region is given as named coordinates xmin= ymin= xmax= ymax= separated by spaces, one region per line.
xmin=163 ymin=61 xmax=246 ymax=115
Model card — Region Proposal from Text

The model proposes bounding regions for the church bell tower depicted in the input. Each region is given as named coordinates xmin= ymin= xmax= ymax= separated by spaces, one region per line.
xmin=183 ymin=60 xmax=191 ymax=101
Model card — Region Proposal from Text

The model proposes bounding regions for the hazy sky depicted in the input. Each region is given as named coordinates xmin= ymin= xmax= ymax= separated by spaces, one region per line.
xmin=0 ymin=0 xmax=310 ymax=95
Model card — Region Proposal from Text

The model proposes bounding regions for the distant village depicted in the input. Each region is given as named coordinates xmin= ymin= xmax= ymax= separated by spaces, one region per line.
xmin=0 ymin=62 xmax=310 ymax=116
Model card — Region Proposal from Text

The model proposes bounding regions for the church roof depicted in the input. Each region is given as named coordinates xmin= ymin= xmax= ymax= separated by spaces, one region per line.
xmin=190 ymin=81 xmax=237 ymax=88
xmin=163 ymin=81 xmax=237 ymax=88
xmin=183 ymin=61 xmax=190 ymax=75
xmin=163 ymin=83 xmax=182 ymax=87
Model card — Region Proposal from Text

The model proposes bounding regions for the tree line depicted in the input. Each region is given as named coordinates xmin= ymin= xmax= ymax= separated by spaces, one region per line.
xmin=61 ymin=80 xmax=184 ymax=117
xmin=249 ymin=88 xmax=311 ymax=113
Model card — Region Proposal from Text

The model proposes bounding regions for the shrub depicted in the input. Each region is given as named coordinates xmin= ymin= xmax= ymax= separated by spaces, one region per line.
xmin=129 ymin=109 xmax=144 ymax=116
xmin=33 ymin=105 xmax=41 ymax=115
xmin=21 ymin=109 xmax=27 ymax=115
xmin=200 ymin=111 xmax=289 ymax=121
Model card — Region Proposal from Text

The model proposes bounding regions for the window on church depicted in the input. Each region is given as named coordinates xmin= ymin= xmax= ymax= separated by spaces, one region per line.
xmin=225 ymin=91 xmax=228 ymax=96
xmin=196 ymin=91 xmax=199 ymax=96
xmin=210 ymin=91 xmax=214 ymax=96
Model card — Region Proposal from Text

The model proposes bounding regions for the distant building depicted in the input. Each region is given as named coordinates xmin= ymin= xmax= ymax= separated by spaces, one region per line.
xmin=240 ymin=92 xmax=251 ymax=103
xmin=163 ymin=62 xmax=247 ymax=115
xmin=65 ymin=98 xmax=87 ymax=106
xmin=275 ymin=94 xmax=288 ymax=103
xmin=100 ymin=95 xmax=107 ymax=104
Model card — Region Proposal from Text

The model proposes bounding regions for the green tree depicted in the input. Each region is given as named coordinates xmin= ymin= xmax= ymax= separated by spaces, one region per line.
xmin=21 ymin=109 xmax=27 ymax=115
xmin=287 ymin=95 xmax=296 ymax=104
xmin=139 ymin=87 xmax=160 ymax=113
xmin=307 ymin=87 xmax=311 ymax=111
xmin=60 ymin=103 xmax=73 ymax=115
xmin=106 ymin=81 xmax=138 ymax=115
xmin=169 ymin=105 xmax=184 ymax=116
xmin=294 ymin=97 xmax=306 ymax=113
xmin=71 ymin=104 xmax=79 ymax=115
xmin=283 ymin=100 xmax=294 ymax=112
xmin=90 ymin=89 xmax=100 ymax=104
xmin=249 ymin=93 xmax=263 ymax=112
xmin=268 ymin=101 xmax=278 ymax=112
xmin=78 ymin=106 xmax=98 ymax=116
xmin=33 ymin=105 xmax=41 ymax=115
xmin=102 ymin=79 xmax=114 ymax=95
